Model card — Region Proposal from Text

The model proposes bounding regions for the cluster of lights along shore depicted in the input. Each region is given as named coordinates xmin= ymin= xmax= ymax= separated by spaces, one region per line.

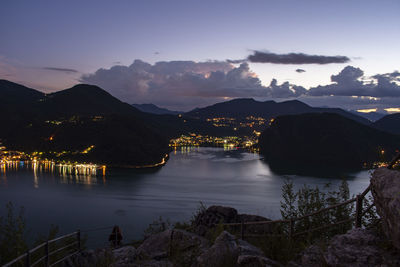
xmin=0 ymin=141 xmax=106 ymax=176
xmin=0 ymin=115 xmax=271 ymax=175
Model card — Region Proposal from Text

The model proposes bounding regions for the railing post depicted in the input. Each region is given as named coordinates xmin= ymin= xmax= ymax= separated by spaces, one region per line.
xmin=25 ymin=250 xmax=30 ymax=267
xmin=355 ymin=195 xmax=363 ymax=228
xmin=77 ymin=230 xmax=81 ymax=251
xmin=240 ymin=221 xmax=244 ymax=240
xmin=45 ymin=240 xmax=49 ymax=267
xmin=289 ymin=219 xmax=294 ymax=240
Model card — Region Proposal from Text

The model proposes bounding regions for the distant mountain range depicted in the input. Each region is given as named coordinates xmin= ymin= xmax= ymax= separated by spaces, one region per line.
xmin=132 ymin=103 xmax=182 ymax=115
xmin=1 ymin=79 xmax=399 ymax=169
xmin=185 ymin=98 xmax=371 ymax=125
xmin=259 ymin=113 xmax=400 ymax=173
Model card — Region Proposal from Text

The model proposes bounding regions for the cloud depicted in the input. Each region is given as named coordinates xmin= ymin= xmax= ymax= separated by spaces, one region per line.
xmin=308 ymin=66 xmax=400 ymax=98
xmin=296 ymin=69 xmax=306 ymax=73
xmin=43 ymin=67 xmax=79 ymax=73
xmin=80 ymin=59 xmax=310 ymax=110
xmin=80 ymin=59 xmax=400 ymax=111
xmin=247 ymin=51 xmax=350 ymax=64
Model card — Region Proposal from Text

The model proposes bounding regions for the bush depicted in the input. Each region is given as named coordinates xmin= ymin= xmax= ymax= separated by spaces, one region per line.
xmin=280 ymin=179 xmax=354 ymax=243
xmin=0 ymin=202 xmax=28 ymax=265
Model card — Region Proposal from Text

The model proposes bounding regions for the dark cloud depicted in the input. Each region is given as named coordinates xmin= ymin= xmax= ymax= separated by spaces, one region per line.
xmin=43 ymin=67 xmax=79 ymax=73
xmin=296 ymin=69 xmax=306 ymax=73
xmin=247 ymin=51 xmax=350 ymax=64
xmin=226 ymin=59 xmax=246 ymax=64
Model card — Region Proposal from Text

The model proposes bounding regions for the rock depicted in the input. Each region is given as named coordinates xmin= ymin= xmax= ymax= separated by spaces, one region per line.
xmin=111 ymin=246 xmax=137 ymax=266
xmin=371 ymin=167 xmax=400 ymax=249
xmin=237 ymin=255 xmax=281 ymax=267
xmin=323 ymin=228 xmax=384 ymax=266
xmin=131 ymin=259 xmax=173 ymax=267
xmin=136 ymin=229 xmax=209 ymax=266
xmin=298 ymin=245 xmax=324 ymax=267
xmin=196 ymin=231 xmax=269 ymax=267
xmin=193 ymin=205 xmax=270 ymax=236
xmin=63 ymin=248 xmax=115 ymax=266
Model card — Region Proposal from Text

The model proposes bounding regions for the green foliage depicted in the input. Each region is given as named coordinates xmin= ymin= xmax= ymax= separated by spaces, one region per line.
xmin=0 ymin=202 xmax=28 ymax=265
xmin=190 ymin=201 xmax=207 ymax=226
xmin=280 ymin=179 xmax=354 ymax=243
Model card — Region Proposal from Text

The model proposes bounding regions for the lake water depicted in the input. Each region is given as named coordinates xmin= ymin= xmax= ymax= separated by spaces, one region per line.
xmin=0 ymin=147 xmax=371 ymax=248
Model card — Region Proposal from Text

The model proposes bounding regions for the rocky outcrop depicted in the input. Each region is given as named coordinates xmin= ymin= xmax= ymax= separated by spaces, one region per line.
xmin=371 ymin=167 xmax=400 ymax=249
xmin=290 ymin=228 xmax=400 ymax=267
xmin=136 ymin=229 xmax=209 ymax=266
xmin=193 ymin=205 xmax=271 ymax=237
xmin=196 ymin=231 xmax=280 ymax=267
xmin=324 ymin=228 xmax=385 ymax=266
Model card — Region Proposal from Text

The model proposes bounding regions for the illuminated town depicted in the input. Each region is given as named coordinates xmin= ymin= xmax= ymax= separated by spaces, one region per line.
xmin=0 ymin=140 xmax=105 ymax=176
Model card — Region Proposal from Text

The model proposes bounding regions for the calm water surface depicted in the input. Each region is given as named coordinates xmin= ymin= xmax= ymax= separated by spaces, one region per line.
xmin=0 ymin=147 xmax=371 ymax=247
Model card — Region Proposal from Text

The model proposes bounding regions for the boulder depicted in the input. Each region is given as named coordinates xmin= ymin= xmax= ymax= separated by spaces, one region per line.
xmin=136 ymin=229 xmax=209 ymax=266
xmin=371 ymin=167 xmax=400 ymax=249
xmin=111 ymin=246 xmax=137 ymax=266
xmin=323 ymin=228 xmax=384 ymax=266
xmin=63 ymin=248 xmax=115 ymax=266
xmin=298 ymin=245 xmax=324 ymax=267
xmin=193 ymin=205 xmax=270 ymax=236
xmin=237 ymin=255 xmax=281 ymax=267
xmin=196 ymin=231 xmax=275 ymax=267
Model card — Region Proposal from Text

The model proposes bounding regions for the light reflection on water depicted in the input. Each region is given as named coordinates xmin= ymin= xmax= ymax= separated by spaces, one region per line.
xmin=0 ymin=147 xmax=371 ymax=247
xmin=0 ymin=160 xmax=105 ymax=186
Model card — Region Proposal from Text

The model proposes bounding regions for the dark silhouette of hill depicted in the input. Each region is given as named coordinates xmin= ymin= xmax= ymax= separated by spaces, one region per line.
xmin=185 ymin=98 xmax=370 ymax=125
xmin=259 ymin=113 xmax=400 ymax=173
xmin=0 ymin=80 xmax=169 ymax=166
xmin=132 ymin=103 xmax=182 ymax=115
xmin=373 ymin=113 xmax=400 ymax=135
xmin=44 ymin=84 xmax=140 ymax=118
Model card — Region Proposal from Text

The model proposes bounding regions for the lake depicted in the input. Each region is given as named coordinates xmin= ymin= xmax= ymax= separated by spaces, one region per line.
xmin=0 ymin=147 xmax=371 ymax=248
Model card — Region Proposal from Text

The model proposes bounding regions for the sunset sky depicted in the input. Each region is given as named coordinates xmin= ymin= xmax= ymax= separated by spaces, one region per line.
xmin=1 ymin=0 xmax=399 ymax=111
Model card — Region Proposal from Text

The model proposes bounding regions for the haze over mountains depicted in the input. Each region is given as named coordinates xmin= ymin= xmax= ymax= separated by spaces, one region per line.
xmin=1 ymin=79 xmax=399 ymax=169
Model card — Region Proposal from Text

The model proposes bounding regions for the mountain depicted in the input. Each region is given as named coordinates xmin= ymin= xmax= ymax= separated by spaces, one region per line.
xmin=373 ymin=113 xmax=400 ymax=135
xmin=259 ymin=113 xmax=400 ymax=173
xmin=0 ymin=80 xmax=169 ymax=166
xmin=350 ymin=110 xmax=387 ymax=122
xmin=185 ymin=98 xmax=370 ymax=125
xmin=132 ymin=103 xmax=182 ymax=115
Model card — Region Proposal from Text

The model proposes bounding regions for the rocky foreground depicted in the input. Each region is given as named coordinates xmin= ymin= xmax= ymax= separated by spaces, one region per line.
xmin=63 ymin=167 xmax=400 ymax=266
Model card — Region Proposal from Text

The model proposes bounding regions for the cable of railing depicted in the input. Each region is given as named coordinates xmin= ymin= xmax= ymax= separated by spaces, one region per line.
xmin=292 ymin=217 xmax=355 ymax=237
xmin=359 ymin=184 xmax=371 ymax=199
xmin=293 ymin=197 xmax=357 ymax=222
xmin=48 ymin=231 xmax=78 ymax=243
xmin=388 ymin=152 xmax=400 ymax=169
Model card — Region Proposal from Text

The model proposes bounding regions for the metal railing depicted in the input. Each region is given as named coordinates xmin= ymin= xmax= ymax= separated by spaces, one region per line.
xmin=222 ymin=153 xmax=400 ymax=240
xmin=3 ymin=231 xmax=81 ymax=267
xmin=222 ymin=185 xmax=373 ymax=240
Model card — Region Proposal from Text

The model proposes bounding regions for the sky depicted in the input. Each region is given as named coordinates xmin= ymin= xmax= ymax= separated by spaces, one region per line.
xmin=1 ymin=0 xmax=399 ymax=111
